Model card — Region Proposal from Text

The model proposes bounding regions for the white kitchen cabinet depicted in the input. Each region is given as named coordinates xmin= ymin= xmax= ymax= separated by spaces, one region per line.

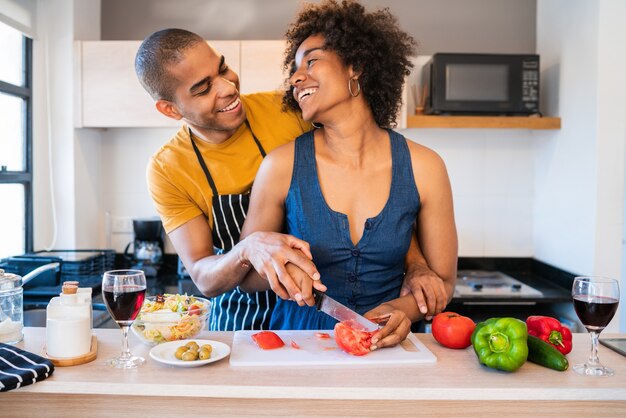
xmin=76 ymin=40 xmax=240 ymax=128
xmin=75 ymin=40 xmax=410 ymax=128
xmin=240 ymin=40 xmax=288 ymax=94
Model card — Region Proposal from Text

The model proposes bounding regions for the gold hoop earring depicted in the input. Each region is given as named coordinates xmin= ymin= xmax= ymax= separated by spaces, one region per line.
xmin=348 ymin=78 xmax=361 ymax=97
xmin=312 ymin=122 xmax=322 ymax=129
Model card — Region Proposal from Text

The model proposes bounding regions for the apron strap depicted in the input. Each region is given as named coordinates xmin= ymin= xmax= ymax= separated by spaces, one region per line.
xmin=189 ymin=120 xmax=266 ymax=194
xmin=189 ymin=126 xmax=219 ymax=196
xmin=245 ymin=119 xmax=267 ymax=157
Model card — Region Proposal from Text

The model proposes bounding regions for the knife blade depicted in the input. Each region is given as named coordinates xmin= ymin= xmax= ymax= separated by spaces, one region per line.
xmin=312 ymin=289 xmax=379 ymax=332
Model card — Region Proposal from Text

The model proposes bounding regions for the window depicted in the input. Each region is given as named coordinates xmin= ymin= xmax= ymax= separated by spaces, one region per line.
xmin=0 ymin=21 xmax=33 ymax=259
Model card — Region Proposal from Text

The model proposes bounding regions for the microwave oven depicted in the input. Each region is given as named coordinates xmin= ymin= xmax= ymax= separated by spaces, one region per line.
xmin=422 ymin=53 xmax=540 ymax=115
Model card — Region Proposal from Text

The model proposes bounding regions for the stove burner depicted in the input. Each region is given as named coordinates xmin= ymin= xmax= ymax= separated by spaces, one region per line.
xmin=454 ymin=270 xmax=543 ymax=298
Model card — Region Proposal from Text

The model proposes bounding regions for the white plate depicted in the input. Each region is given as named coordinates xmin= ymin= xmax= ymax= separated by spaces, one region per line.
xmin=149 ymin=339 xmax=231 ymax=367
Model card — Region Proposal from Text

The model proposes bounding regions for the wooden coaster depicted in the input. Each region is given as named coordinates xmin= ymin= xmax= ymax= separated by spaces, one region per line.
xmin=42 ymin=335 xmax=98 ymax=367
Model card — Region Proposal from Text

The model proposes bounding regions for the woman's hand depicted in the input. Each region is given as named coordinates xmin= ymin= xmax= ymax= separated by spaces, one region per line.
xmin=365 ymin=307 xmax=411 ymax=350
xmin=277 ymin=262 xmax=327 ymax=306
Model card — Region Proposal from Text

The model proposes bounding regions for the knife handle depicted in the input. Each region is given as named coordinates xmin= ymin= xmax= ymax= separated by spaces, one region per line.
xmin=312 ymin=288 xmax=324 ymax=311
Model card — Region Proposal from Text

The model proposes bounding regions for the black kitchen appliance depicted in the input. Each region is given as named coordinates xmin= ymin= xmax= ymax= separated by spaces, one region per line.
xmin=422 ymin=53 xmax=540 ymax=115
xmin=124 ymin=218 xmax=164 ymax=277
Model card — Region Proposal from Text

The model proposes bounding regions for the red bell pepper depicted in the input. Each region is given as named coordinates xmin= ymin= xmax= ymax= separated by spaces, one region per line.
xmin=526 ymin=316 xmax=572 ymax=355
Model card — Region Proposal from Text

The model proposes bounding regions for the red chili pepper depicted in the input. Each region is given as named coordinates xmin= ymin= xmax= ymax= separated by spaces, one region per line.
xmin=526 ymin=316 xmax=572 ymax=354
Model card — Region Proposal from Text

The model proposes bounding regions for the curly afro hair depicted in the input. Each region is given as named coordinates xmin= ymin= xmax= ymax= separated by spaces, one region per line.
xmin=282 ymin=0 xmax=416 ymax=128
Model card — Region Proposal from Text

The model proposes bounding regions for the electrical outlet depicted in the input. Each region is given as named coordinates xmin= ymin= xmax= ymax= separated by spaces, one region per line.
xmin=111 ymin=216 xmax=133 ymax=234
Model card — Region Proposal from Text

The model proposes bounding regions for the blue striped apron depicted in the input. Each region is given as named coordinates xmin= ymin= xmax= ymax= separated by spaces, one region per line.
xmin=189 ymin=121 xmax=277 ymax=331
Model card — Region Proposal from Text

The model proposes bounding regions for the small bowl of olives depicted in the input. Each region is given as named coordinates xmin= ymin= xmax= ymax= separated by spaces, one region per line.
xmin=175 ymin=341 xmax=213 ymax=361
xmin=149 ymin=339 xmax=231 ymax=367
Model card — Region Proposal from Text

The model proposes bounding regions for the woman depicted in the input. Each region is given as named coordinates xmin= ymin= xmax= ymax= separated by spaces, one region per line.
xmin=240 ymin=0 xmax=457 ymax=350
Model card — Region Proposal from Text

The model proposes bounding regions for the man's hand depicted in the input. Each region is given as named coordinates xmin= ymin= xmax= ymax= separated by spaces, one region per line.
xmin=401 ymin=264 xmax=449 ymax=321
xmin=240 ymin=231 xmax=322 ymax=301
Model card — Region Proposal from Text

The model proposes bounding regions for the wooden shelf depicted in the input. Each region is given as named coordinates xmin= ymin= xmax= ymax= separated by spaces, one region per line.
xmin=406 ymin=114 xmax=561 ymax=130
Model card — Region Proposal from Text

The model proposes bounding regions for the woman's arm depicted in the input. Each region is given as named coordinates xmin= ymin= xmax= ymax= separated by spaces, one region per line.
xmin=408 ymin=140 xmax=458 ymax=306
xmin=367 ymin=141 xmax=458 ymax=349
xmin=239 ymin=142 xmax=326 ymax=303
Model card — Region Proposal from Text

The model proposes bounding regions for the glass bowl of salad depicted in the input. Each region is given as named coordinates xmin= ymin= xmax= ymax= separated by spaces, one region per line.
xmin=131 ymin=294 xmax=210 ymax=345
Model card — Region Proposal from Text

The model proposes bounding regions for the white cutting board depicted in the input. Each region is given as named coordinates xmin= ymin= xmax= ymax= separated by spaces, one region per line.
xmin=229 ymin=330 xmax=436 ymax=367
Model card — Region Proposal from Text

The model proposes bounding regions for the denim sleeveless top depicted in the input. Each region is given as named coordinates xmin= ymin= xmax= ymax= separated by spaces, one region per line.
xmin=270 ymin=129 xmax=420 ymax=330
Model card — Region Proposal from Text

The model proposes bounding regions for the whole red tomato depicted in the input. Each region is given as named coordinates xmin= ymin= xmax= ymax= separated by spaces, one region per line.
xmin=334 ymin=321 xmax=374 ymax=356
xmin=432 ymin=312 xmax=475 ymax=349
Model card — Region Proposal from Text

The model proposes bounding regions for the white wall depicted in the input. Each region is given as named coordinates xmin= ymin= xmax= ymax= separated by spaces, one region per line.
xmin=33 ymin=0 xmax=76 ymax=251
xmin=536 ymin=0 xmax=626 ymax=332
xmin=596 ymin=1 xmax=626 ymax=333
xmin=400 ymin=129 xmax=535 ymax=257
xmin=32 ymin=0 xmax=102 ymax=251
xmin=100 ymin=128 xmax=178 ymax=253
xmin=72 ymin=0 xmax=102 ymax=249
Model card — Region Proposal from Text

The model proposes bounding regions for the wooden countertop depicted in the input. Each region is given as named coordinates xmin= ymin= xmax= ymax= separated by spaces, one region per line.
xmin=3 ymin=328 xmax=626 ymax=417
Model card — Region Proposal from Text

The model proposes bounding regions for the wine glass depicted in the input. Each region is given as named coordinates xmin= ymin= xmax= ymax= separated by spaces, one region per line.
xmin=572 ymin=276 xmax=620 ymax=376
xmin=102 ymin=270 xmax=147 ymax=368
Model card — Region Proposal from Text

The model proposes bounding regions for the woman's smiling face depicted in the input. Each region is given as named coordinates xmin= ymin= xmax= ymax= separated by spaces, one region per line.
xmin=289 ymin=34 xmax=354 ymax=123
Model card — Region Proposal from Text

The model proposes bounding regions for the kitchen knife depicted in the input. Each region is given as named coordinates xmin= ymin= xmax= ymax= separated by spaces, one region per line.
xmin=312 ymin=289 xmax=379 ymax=332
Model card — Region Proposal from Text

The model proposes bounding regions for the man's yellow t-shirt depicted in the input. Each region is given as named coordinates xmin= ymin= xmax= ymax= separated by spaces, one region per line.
xmin=147 ymin=91 xmax=310 ymax=234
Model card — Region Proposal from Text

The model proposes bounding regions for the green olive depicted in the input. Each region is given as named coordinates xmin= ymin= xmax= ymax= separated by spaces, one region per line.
xmin=174 ymin=346 xmax=187 ymax=360
xmin=201 ymin=344 xmax=213 ymax=354
xmin=182 ymin=350 xmax=198 ymax=361
xmin=198 ymin=348 xmax=211 ymax=360
xmin=185 ymin=341 xmax=199 ymax=351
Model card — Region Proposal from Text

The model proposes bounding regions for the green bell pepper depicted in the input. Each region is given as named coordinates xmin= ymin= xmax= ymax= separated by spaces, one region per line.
xmin=471 ymin=317 xmax=528 ymax=372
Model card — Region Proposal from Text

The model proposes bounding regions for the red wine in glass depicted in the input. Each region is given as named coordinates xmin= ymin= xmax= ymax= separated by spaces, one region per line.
xmin=573 ymin=296 xmax=619 ymax=330
xmin=102 ymin=270 xmax=147 ymax=369
xmin=572 ymin=276 xmax=620 ymax=377
xmin=103 ymin=285 xmax=146 ymax=325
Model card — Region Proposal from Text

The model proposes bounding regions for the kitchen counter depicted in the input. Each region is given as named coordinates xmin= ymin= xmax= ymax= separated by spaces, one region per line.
xmin=3 ymin=328 xmax=625 ymax=417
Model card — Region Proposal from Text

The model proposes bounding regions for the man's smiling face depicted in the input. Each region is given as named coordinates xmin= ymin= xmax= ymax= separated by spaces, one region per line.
xmin=167 ymin=41 xmax=246 ymax=141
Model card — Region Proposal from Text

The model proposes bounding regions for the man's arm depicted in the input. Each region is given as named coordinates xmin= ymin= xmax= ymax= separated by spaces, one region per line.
xmin=239 ymin=143 xmax=326 ymax=303
xmin=170 ymin=214 xmax=319 ymax=298
xmin=401 ymin=232 xmax=453 ymax=320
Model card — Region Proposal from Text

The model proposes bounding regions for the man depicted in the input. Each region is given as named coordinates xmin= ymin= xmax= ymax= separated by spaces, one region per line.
xmin=135 ymin=28 xmax=452 ymax=331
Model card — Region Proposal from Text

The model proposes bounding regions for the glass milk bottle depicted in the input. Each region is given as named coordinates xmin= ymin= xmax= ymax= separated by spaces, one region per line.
xmin=0 ymin=269 xmax=24 ymax=344
xmin=46 ymin=283 xmax=92 ymax=358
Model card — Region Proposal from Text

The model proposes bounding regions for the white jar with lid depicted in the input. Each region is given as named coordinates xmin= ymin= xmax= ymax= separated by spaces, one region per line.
xmin=0 ymin=269 xmax=24 ymax=344
xmin=46 ymin=283 xmax=92 ymax=358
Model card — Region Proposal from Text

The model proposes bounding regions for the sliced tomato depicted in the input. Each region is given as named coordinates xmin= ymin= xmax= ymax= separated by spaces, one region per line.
xmin=290 ymin=340 xmax=301 ymax=349
xmin=251 ymin=331 xmax=285 ymax=350
xmin=187 ymin=305 xmax=201 ymax=316
xmin=315 ymin=332 xmax=331 ymax=339
xmin=334 ymin=321 xmax=374 ymax=356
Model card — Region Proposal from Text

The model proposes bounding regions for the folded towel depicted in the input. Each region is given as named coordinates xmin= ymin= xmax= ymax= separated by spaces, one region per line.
xmin=0 ymin=343 xmax=55 ymax=392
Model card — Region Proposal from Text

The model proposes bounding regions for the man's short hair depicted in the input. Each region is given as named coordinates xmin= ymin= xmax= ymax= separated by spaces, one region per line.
xmin=135 ymin=28 xmax=204 ymax=101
